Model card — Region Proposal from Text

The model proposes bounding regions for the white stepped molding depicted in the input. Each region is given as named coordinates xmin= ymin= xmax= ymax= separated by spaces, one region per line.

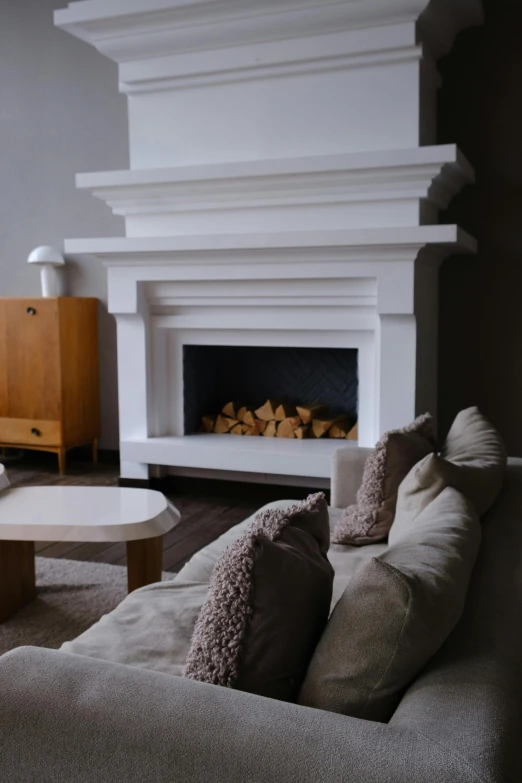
xmin=76 ymin=145 xmax=474 ymax=236
xmin=55 ymin=0 xmax=483 ymax=67
xmin=64 ymin=225 xmax=476 ymax=259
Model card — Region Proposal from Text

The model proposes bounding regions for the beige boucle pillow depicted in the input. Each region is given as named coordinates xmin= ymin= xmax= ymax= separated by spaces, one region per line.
xmin=332 ymin=413 xmax=435 ymax=546
xmin=184 ymin=493 xmax=333 ymax=702
xmin=390 ymin=407 xmax=506 ymax=544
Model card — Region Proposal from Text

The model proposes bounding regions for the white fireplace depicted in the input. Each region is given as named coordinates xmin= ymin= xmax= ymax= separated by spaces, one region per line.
xmin=56 ymin=0 xmax=483 ymax=484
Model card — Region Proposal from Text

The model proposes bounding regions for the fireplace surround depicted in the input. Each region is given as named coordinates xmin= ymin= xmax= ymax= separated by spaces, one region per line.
xmin=55 ymin=0 xmax=483 ymax=484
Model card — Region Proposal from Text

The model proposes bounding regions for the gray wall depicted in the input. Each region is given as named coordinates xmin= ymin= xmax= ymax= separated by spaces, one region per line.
xmin=0 ymin=0 xmax=129 ymax=449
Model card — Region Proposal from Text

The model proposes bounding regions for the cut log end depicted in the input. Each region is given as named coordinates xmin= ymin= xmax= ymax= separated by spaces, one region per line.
xmin=222 ymin=401 xmax=247 ymax=420
xmin=296 ymin=403 xmax=330 ymax=424
xmin=274 ymin=403 xmax=297 ymax=421
xmin=312 ymin=418 xmax=334 ymax=439
xmin=328 ymin=416 xmax=358 ymax=439
xmin=276 ymin=416 xmax=301 ymax=438
xmin=255 ymin=399 xmax=285 ymax=421
xmin=346 ymin=422 xmax=358 ymax=441
xmin=201 ymin=414 xmax=217 ymax=433
xmin=262 ymin=420 xmax=278 ymax=437
xmin=214 ymin=415 xmax=238 ymax=434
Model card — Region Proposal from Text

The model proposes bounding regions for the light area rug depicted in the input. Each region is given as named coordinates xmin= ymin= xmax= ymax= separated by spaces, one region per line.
xmin=0 ymin=557 xmax=176 ymax=656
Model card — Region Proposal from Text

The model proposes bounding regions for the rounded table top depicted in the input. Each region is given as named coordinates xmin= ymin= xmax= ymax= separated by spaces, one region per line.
xmin=0 ymin=486 xmax=180 ymax=543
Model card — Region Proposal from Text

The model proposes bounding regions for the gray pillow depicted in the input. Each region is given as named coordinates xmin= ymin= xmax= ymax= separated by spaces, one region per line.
xmin=332 ymin=413 xmax=435 ymax=545
xmin=184 ymin=493 xmax=333 ymax=702
xmin=299 ymin=487 xmax=481 ymax=722
xmin=390 ymin=407 xmax=506 ymax=544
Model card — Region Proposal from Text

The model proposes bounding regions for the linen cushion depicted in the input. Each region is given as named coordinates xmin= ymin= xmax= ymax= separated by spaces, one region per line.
xmin=61 ymin=581 xmax=209 ymax=677
xmin=299 ymin=487 xmax=481 ymax=722
xmin=184 ymin=493 xmax=334 ymax=702
xmin=390 ymin=407 xmax=506 ymax=544
xmin=332 ymin=413 xmax=435 ymax=545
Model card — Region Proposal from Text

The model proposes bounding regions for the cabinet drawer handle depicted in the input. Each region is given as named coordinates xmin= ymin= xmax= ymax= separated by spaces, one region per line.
xmin=27 ymin=307 xmax=36 ymax=315
xmin=31 ymin=428 xmax=41 ymax=436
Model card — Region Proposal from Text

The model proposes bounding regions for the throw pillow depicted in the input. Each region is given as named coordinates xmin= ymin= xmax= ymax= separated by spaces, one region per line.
xmin=332 ymin=413 xmax=435 ymax=545
xmin=299 ymin=487 xmax=481 ymax=722
xmin=390 ymin=407 xmax=506 ymax=544
xmin=183 ymin=493 xmax=334 ymax=702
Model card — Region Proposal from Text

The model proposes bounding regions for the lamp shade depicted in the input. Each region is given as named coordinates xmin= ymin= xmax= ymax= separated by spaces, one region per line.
xmin=27 ymin=246 xmax=65 ymax=266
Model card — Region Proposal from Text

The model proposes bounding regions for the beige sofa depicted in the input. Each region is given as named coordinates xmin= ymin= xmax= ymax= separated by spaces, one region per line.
xmin=0 ymin=449 xmax=521 ymax=782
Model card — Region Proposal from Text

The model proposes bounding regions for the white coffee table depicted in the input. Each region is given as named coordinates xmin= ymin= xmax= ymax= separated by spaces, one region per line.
xmin=0 ymin=485 xmax=180 ymax=622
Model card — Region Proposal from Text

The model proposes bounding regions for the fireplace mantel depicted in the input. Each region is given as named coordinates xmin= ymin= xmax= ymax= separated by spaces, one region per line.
xmin=56 ymin=0 xmax=483 ymax=483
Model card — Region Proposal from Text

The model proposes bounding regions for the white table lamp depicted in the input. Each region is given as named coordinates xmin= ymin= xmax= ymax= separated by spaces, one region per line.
xmin=27 ymin=246 xmax=66 ymax=297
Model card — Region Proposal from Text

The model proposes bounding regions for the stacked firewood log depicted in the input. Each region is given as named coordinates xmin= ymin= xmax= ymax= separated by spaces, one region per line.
xmin=201 ymin=400 xmax=358 ymax=440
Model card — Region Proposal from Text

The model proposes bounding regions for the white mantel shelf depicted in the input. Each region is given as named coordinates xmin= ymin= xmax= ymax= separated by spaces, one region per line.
xmin=64 ymin=225 xmax=476 ymax=258
xmin=122 ymin=434 xmax=354 ymax=480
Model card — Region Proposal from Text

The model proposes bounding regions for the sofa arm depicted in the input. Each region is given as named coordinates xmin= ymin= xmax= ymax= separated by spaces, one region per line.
xmin=0 ymin=647 xmax=475 ymax=783
xmin=331 ymin=447 xmax=372 ymax=508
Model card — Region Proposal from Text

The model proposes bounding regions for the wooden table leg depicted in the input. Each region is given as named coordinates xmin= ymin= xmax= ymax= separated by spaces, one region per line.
xmin=0 ymin=541 xmax=36 ymax=622
xmin=58 ymin=448 xmax=66 ymax=476
xmin=126 ymin=535 xmax=163 ymax=593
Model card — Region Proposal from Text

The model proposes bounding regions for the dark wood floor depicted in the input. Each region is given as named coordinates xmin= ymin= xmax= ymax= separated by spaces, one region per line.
xmin=4 ymin=456 xmax=261 ymax=574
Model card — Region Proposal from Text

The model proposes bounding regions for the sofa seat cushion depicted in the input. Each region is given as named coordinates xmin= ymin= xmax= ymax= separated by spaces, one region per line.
xmin=328 ymin=508 xmax=388 ymax=610
xmin=60 ymin=581 xmax=209 ymax=677
xmin=60 ymin=502 xmax=385 ymax=676
xmin=299 ymin=488 xmax=481 ymax=722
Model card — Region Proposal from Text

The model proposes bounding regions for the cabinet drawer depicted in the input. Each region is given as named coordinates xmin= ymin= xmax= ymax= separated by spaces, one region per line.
xmin=0 ymin=418 xmax=62 ymax=447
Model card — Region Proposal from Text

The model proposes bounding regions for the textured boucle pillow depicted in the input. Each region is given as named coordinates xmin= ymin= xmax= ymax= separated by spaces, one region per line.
xmin=184 ymin=493 xmax=333 ymax=702
xmin=332 ymin=413 xmax=435 ymax=546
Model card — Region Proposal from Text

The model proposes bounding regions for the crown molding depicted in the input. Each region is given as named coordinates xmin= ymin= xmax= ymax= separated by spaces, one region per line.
xmin=75 ymin=146 xmax=473 ymax=226
xmin=118 ymin=31 xmax=425 ymax=94
xmin=55 ymin=0 xmax=483 ymax=68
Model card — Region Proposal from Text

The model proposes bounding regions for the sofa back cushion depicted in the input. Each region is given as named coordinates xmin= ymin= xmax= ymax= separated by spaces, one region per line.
xmin=299 ymin=488 xmax=481 ymax=722
xmin=390 ymin=407 xmax=506 ymax=544
xmin=184 ymin=493 xmax=334 ymax=702
xmin=332 ymin=414 xmax=435 ymax=546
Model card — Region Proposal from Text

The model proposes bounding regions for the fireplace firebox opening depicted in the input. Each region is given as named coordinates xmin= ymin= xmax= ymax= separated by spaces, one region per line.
xmin=183 ymin=345 xmax=358 ymax=437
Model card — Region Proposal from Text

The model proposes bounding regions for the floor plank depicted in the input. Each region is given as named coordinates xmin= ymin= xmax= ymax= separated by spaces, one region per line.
xmin=3 ymin=458 xmax=260 ymax=573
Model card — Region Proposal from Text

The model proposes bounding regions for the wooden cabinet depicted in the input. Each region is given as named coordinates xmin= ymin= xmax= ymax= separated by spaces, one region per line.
xmin=0 ymin=298 xmax=99 ymax=473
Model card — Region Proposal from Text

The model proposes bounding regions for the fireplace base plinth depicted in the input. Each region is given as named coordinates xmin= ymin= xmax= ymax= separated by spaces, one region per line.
xmin=121 ymin=434 xmax=356 ymax=481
